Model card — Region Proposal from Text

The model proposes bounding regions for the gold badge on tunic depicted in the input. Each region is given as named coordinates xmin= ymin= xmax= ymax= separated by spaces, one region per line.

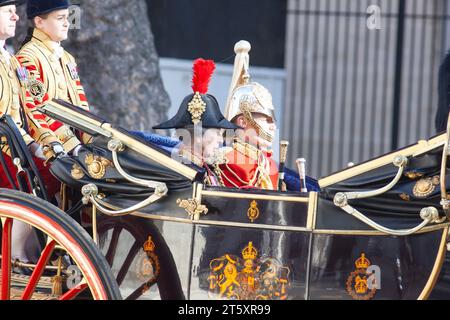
xmin=27 ymin=78 xmax=45 ymax=101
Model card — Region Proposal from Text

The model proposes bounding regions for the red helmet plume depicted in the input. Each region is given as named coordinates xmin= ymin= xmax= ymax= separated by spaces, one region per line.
xmin=191 ymin=58 xmax=215 ymax=94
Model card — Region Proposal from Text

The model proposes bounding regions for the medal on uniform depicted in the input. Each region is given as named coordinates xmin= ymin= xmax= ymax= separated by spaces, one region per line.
xmin=27 ymin=78 xmax=45 ymax=101
xmin=16 ymin=67 xmax=28 ymax=84
xmin=66 ymin=62 xmax=79 ymax=80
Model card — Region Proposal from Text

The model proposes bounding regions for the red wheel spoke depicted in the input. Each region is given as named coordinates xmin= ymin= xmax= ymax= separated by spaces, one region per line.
xmin=58 ymin=283 xmax=88 ymax=300
xmin=21 ymin=240 xmax=56 ymax=300
xmin=1 ymin=218 xmax=13 ymax=300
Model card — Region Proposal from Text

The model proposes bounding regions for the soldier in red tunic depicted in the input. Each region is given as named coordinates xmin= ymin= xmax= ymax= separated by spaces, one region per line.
xmin=0 ymin=0 xmax=63 ymax=198
xmin=16 ymin=0 xmax=91 ymax=155
xmin=213 ymin=41 xmax=279 ymax=190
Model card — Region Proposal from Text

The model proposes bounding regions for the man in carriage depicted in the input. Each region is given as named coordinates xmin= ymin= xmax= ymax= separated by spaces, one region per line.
xmin=153 ymin=58 xmax=239 ymax=186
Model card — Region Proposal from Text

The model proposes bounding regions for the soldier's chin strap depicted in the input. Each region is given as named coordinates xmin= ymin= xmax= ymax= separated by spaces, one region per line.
xmin=241 ymin=109 xmax=274 ymax=144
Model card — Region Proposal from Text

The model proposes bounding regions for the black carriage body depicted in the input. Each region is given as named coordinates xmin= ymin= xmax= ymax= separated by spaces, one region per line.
xmin=97 ymin=186 xmax=447 ymax=300
xmin=40 ymin=100 xmax=450 ymax=300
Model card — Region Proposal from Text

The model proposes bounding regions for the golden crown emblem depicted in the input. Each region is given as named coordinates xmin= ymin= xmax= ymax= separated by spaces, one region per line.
xmin=355 ymin=276 xmax=368 ymax=294
xmin=242 ymin=242 xmax=258 ymax=261
xmin=143 ymin=236 xmax=155 ymax=252
xmin=355 ymin=253 xmax=370 ymax=269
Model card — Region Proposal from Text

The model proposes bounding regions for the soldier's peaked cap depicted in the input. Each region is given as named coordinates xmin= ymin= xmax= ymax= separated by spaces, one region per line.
xmin=27 ymin=0 xmax=72 ymax=19
xmin=0 ymin=0 xmax=25 ymax=7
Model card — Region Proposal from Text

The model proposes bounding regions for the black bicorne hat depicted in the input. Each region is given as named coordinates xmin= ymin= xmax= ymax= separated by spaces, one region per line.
xmin=27 ymin=0 xmax=71 ymax=19
xmin=153 ymin=59 xmax=239 ymax=130
xmin=0 ymin=0 xmax=26 ymax=7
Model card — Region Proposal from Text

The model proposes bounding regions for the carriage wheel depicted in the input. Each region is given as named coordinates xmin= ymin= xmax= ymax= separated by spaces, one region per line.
xmin=0 ymin=189 xmax=122 ymax=300
xmin=99 ymin=218 xmax=160 ymax=300
xmin=97 ymin=214 xmax=184 ymax=300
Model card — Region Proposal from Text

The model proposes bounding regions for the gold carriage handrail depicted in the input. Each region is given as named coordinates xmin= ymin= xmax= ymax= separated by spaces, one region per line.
xmin=107 ymin=139 xmax=168 ymax=191
xmin=339 ymin=155 xmax=408 ymax=201
xmin=39 ymin=100 xmax=198 ymax=181
xmin=319 ymin=133 xmax=447 ymax=188
xmin=80 ymin=139 xmax=169 ymax=216
xmin=439 ymin=112 xmax=450 ymax=218
xmin=81 ymin=183 xmax=167 ymax=216
xmin=333 ymin=154 xmax=446 ymax=236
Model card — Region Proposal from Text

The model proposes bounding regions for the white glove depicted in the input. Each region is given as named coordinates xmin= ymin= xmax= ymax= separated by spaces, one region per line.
xmin=51 ymin=143 xmax=65 ymax=155
xmin=27 ymin=142 xmax=46 ymax=160
xmin=71 ymin=144 xmax=82 ymax=157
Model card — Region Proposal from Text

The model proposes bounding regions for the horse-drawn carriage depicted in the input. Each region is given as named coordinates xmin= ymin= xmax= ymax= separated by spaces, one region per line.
xmin=1 ymin=99 xmax=449 ymax=300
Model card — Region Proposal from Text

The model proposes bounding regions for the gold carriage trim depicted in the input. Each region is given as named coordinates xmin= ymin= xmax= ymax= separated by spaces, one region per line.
xmin=247 ymin=200 xmax=260 ymax=222
xmin=85 ymin=154 xmax=113 ymax=180
xmin=138 ymin=236 xmax=160 ymax=292
xmin=71 ymin=163 xmax=85 ymax=180
xmin=144 ymin=236 xmax=155 ymax=252
xmin=187 ymin=92 xmax=206 ymax=125
xmin=177 ymin=198 xmax=208 ymax=219
xmin=413 ymin=176 xmax=440 ymax=198
xmin=404 ymin=171 xmax=424 ymax=180
xmin=399 ymin=193 xmax=410 ymax=201
xmin=346 ymin=253 xmax=377 ymax=300
xmin=207 ymin=241 xmax=291 ymax=300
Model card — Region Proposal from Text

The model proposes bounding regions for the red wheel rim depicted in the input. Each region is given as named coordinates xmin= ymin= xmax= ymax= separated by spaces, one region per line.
xmin=0 ymin=200 xmax=109 ymax=300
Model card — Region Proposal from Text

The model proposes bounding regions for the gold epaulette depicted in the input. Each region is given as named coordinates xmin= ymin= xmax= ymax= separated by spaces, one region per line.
xmin=232 ymin=138 xmax=261 ymax=161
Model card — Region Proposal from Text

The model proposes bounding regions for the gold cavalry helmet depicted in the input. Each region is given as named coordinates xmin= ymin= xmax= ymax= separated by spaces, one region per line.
xmin=224 ymin=40 xmax=276 ymax=124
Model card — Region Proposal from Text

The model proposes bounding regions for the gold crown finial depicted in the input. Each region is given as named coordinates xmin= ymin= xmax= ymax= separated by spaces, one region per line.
xmin=242 ymin=241 xmax=258 ymax=261
xmin=355 ymin=253 xmax=370 ymax=269
xmin=144 ymin=236 xmax=155 ymax=252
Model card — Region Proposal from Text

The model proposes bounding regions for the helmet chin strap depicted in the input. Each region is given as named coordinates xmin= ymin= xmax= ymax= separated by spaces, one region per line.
xmin=242 ymin=109 xmax=274 ymax=144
